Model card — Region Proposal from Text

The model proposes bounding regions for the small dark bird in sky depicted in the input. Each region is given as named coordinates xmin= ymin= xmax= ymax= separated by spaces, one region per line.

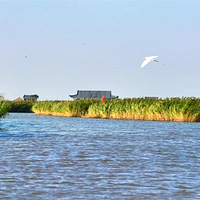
xmin=25 ymin=56 xmax=27 ymax=58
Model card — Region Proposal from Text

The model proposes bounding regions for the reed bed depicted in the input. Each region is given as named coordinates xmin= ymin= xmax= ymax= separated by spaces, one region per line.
xmin=32 ymin=97 xmax=200 ymax=122
xmin=0 ymin=100 xmax=35 ymax=113
xmin=32 ymin=100 xmax=98 ymax=117
xmin=9 ymin=100 xmax=35 ymax=113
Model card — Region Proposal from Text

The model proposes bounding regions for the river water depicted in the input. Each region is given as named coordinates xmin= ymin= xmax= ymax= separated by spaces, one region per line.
xmin=0 ymin=113 xmax=200 ymax=199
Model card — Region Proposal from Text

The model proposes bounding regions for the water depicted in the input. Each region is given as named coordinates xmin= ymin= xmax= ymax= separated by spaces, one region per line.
xmin=0 ymin=113 xmax=200 ymax=199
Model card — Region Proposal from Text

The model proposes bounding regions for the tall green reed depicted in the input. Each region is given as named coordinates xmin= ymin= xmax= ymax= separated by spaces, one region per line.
xmin=0 ymin=101 xmax=11 ymax=118
xmin=32 ymin=98 xmax=200 ymax=122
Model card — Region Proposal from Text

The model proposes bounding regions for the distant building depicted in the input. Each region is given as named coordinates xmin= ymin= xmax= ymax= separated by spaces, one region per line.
xmin=14 ymin=97 xmax=24 ymax=102
xmin=23 ymin=94 xmax=39 ymax=101
xmin=69 ymin=90 xmax=119 ymax=100
xmin=0 ymin=93 xmax=5 ymax=101
xmin=144 ymin=97 xmax=159 ymax=100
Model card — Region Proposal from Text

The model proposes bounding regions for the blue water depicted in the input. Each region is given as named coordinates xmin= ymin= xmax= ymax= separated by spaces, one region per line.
xmin=0 ymin=113 xmax=200 ymax=199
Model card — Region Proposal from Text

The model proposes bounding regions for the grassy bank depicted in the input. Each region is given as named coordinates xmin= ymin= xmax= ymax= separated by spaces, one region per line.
xmin=8 ymin=101 xmax=35 ymax=113
xmin=0 ymin=101 xmax=11 ymax=118
xmin=32 ymin=98 xmax=200 ymax=122
xmin=0 ymin=100 xmax=35 ymax=114
xmin=32 ymin=100 xmax=97 ymax=117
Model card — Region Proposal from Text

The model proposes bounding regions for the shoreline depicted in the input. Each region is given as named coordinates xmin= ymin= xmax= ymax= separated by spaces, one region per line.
xmin=29 ymin=98 xmax=200 ymax=123
xmin=34 ymin=111 xmax=196 ymax=122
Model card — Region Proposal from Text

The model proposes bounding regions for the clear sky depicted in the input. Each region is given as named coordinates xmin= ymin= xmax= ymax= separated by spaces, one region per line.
xmin=1 ymin=0 xmax=200 ymax=100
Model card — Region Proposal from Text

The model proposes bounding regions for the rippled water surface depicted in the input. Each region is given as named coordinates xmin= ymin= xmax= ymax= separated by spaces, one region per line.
xmin=1 ymin=113 xmax=200 ymax=199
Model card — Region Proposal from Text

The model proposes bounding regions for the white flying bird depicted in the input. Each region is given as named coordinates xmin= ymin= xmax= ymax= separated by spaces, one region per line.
xmin=140 ymin=56 xmax=158 ymax=68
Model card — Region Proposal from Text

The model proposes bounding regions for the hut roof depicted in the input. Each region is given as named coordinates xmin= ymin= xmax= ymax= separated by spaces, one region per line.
xmin=14 ymin=97 xmax=24 ymax=101
xmin=69 ymin=90 xmax=118 ymax=100
xmin=23 ymin=95 xmax=39 ymax=99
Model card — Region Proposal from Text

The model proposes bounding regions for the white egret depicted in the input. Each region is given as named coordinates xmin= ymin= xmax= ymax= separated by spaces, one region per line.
xmin=140 ymin=56 xmax=158 ymax=68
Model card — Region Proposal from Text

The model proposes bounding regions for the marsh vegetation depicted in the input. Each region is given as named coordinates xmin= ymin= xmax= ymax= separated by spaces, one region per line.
xmin=32 ymin=98 xmax=200 ymax=122
xmin=0 ymin=101 xmax=11 ymax=118
xmin=0 ymin=100 xmax=34 ymax=118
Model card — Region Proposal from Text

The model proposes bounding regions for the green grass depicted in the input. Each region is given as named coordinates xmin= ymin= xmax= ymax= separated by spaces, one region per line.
xmin=32 ymin=97 xmax=200 ymax=122
xmin=9 ymin=101 xmax=35 ymax=113
xmin=2 ymin=98 xmax=200 ymax=121
xmin=32 ymin=100 xmax=98 ymax=117
xmin=0 ymin=101 xmax=11 ymax=118
xmin=0 ymin=100 xmax=36 ymax=117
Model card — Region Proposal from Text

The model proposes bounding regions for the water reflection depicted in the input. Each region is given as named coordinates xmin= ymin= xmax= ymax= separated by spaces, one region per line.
xmin=0 ymin=113 xmax=200 ymax=199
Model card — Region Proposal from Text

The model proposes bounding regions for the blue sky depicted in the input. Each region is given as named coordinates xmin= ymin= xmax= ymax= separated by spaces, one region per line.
xmin=0 ymin=0 xmax=200 ymax=100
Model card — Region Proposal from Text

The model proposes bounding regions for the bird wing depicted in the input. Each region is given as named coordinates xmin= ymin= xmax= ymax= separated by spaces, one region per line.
xmin=150 ymin=56 xmax=158 ymax=60
xmin=140 ymin=58 xmax=152 ymax=68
